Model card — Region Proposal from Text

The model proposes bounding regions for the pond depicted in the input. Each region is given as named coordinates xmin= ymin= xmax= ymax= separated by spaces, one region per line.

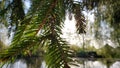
xmin=1 ymin=58 xmax=120 ymax=68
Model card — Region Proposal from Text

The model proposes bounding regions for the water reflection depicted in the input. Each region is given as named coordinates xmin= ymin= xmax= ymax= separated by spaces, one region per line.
xmin=111 ymin=61 xmax=120 ymax=68
xmin=1 ymin=58 xmax=120 ymax=68
xmin=70 ymin=58 xmax=120 ymax=68
xmin=2 ymin=60 xmax=27 ymax=68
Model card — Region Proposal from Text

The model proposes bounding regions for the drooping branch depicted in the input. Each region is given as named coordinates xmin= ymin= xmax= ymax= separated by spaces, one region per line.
xmin=74 ymin=4 xmax=86 ymax=34
xmin=10 ymin=0 xmax=25 ymax=28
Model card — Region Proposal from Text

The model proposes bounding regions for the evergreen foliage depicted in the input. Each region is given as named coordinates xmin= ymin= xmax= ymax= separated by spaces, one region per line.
xmin=0 ymin=0 xmax=120 ymax=68
xmin=0 ymin=0 xmax=84 ymax=68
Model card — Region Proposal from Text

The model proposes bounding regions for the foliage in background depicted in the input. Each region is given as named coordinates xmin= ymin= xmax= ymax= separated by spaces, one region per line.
xmin=0 ymin=40 xmax=6 ymax=51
